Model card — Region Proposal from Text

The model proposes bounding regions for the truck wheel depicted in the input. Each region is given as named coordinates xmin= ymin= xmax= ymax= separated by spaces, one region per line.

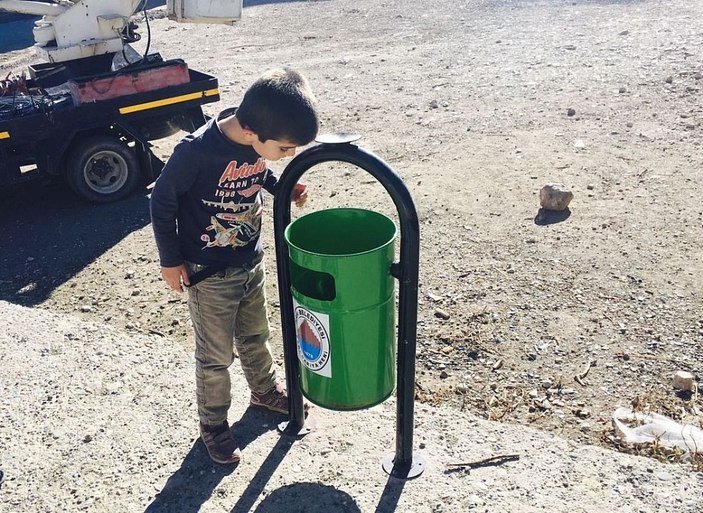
xmin=65 ymin=136 xmax=141 ymax=203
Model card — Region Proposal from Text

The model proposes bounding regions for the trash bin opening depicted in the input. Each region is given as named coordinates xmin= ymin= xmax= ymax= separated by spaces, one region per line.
xmin=289 ymin=260 xmax=336 ymax=301
xmin=286 ymin=208 xmax=396 ymax=256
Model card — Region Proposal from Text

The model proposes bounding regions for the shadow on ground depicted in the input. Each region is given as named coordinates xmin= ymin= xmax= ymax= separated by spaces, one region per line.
xmin=145 ymin=406 xmax=411 ymax=512
xmin=0 ymin=17 xmax=38 ymax=53
xmin=144 ymin=407 xmax=416 ymax=513
xmin=145 ymin=408 xmax=290 ymax=513
xmin=0 ymin=180 xmax=151 ymax=306
xmin=374 ymin=477 xmax=406 ymax=513
xmin=534 ymin=207 xmax=571 ymax=226
xmin=252 ymin=483 xmax=361 ymax=513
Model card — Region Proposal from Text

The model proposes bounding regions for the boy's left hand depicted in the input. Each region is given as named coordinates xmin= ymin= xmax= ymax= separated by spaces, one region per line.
xmin=292 ymin=183 xmax=308 ymax=207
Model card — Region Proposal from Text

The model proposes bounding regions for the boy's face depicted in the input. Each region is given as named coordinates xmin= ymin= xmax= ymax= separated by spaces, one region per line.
xmin=251 ymin=135 xmax=298 ymax=161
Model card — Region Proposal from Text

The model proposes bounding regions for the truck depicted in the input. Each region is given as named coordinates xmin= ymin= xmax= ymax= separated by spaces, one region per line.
xmin=0 ymin=0 xmax=240 ymax=202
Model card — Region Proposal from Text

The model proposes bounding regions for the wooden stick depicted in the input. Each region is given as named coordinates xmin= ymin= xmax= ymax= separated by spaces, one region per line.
xmin=447 ymin=454 xmax=520 ymax=468
xmin=574 ymin=358 xmax=593 ymax=386
xmin=577 ymin=359 xmax=593 ymax=380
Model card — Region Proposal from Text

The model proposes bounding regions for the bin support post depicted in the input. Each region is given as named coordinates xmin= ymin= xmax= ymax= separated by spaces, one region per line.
xmin=273 ymin=139 xmax=425 ymax=479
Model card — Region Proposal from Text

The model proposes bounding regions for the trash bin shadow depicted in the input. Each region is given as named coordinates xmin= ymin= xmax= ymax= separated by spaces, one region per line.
xmin=144 ymin=407 xmax=285 ymax=513
xmin=534 ymin=207 xmax=571 ymax=226
xmin=0 ymin=180 xmax=151 ymax=306
xmin=229 ymin=432 xmax=298 ymax=513
xmin=250 ymin=482 xmax=361 ymax=513
xmin=374 ymin=476 xmax=406 ymax=513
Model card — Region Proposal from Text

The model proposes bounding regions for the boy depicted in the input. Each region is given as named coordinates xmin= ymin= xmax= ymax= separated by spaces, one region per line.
xmin=150 ymin=68 xmax=318 ymax=464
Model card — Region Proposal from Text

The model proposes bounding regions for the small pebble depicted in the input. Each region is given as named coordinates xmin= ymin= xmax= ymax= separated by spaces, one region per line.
xmin=434 ymin=309 xmax=450 ymax=320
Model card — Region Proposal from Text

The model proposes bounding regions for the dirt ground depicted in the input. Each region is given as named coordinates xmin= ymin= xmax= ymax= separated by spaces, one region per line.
xmin=3 ymin=302 xmax=700 ymax=513
xmin=1 ymin=0 xmax=702 ymax=465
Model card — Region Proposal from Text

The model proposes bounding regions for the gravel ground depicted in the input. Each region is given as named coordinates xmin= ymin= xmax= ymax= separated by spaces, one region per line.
xmin=1 ymin=0 xmax=702 ymax=510
xmin=1 ymin=301 xmax=701 ymax=513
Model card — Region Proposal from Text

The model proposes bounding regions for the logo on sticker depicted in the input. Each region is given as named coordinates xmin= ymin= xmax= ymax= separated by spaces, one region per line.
xmin=294 ymin=302 xmax=331 ymax=378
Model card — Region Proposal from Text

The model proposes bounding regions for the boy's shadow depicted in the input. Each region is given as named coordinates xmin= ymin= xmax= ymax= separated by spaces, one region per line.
xmin=145 ymin=407 xmax=287 ymax=513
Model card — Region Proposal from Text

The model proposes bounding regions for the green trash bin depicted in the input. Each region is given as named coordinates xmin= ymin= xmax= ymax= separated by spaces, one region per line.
xmin=285 ymin=208 xmax=397 ymax=410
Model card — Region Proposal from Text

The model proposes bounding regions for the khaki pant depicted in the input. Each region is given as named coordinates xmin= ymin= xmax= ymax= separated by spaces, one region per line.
xmin=187 ymin=259 xmax=277 ymax=425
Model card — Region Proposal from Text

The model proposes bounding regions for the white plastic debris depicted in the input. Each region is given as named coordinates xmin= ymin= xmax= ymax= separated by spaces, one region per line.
xmin=612 ymin=407 xmax=703 ymax=454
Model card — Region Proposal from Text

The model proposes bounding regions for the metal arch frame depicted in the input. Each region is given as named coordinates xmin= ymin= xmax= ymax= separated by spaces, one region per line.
xmin=273 ymin=140 xmax=425 ymax=479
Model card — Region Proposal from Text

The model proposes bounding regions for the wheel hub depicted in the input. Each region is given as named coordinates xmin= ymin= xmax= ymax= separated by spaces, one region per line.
xmin=84 ymin=151 xmax=128 ymax=193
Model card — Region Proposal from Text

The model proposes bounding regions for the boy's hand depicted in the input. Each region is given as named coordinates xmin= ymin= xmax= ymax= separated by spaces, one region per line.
xmin=292 ymin=182 xmax=308 ymax=207
xmin=161 ymin=264 xmax=190 ymax=292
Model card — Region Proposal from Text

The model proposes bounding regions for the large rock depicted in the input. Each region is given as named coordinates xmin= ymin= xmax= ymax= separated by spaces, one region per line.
xmin=673 ymin=370 xmax=695 ymax=392
xmin=540 ymin=183 xmax=574 ymax=211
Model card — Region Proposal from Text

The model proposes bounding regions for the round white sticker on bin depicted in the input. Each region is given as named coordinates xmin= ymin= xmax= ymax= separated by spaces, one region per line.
xmin=293 ymin=299 xmax=332 ymax=378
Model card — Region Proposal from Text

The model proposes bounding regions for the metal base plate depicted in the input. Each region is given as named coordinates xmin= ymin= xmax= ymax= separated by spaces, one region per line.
xmin=382 ymin=453 xmax=426 ymax=479
xmin=315 ymin=132 xmax=362 ymax=145
xmin=277 ymin=412 xmax=318 ymax=437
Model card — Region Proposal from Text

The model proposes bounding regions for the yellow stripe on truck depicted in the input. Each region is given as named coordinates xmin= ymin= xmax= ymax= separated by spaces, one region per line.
xmin=0 ymin=131 xmax=10 ymax=140
xmin=118 ymin=88 xmax=220 ymax=114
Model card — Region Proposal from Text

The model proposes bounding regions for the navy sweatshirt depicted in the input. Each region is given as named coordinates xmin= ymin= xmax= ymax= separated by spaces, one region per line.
xmin=150 ymin=108 xmax=278 ymax=268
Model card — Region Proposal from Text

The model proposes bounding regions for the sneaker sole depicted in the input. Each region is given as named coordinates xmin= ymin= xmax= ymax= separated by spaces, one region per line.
xmin=200 ymin=439 xmax=241 ymax=465
xmin=199 ymin=427 xmax=242 ymax=464
xmin=207 ymin=451 xmax=241 ymax=465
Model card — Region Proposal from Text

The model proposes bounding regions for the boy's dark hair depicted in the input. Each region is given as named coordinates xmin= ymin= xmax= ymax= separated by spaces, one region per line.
xmin=235 ymin=68 xmax=319 ymax=145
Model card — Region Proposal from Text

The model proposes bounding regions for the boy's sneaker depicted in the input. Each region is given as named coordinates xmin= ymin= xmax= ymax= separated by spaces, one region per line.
xmin=199 ymin=421 xmax=241 ymax=464
xmin=250 ymin=382 xmax=289 ymax=414
xmin=250 ymin=383 xmax=311 ymax=415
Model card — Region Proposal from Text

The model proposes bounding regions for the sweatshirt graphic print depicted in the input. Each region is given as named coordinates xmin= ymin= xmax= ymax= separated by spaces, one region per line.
xmin=150 ymin=109 xmax=277 ymax=269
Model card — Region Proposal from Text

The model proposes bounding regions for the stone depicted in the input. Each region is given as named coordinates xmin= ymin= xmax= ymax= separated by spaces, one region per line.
xmin=575 ymin=408 xmax=591 ymax=418
xmin=540 ymin=183 xmax=574 ymax=211
xmin=672 ymin=370 xmax=695 ymax=392
xmin=434 ymin=309 xmax=450 ymax=320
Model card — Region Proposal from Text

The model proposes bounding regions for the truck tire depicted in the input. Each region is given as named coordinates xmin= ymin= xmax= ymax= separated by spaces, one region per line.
xmin=65 ymin=136 xmax=141 ymax=203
